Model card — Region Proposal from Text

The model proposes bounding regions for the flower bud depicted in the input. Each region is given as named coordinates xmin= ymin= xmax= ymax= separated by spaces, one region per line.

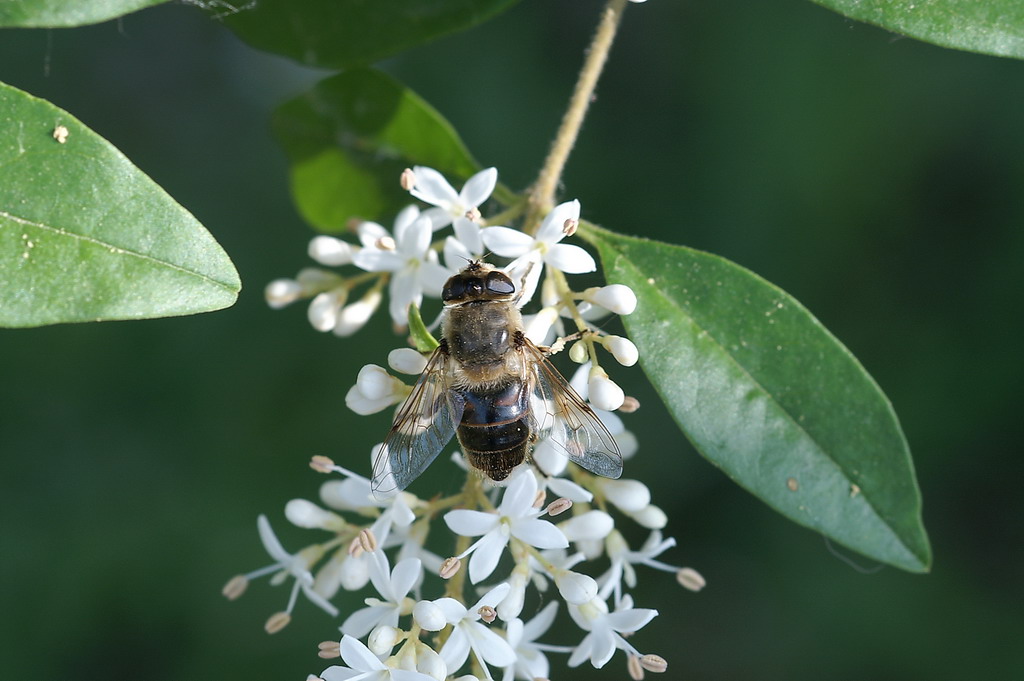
xmin=307 ymin=291 xmax=344 ymax=331
xmin=285 ymin=499 xmax=345 ymax=531
xmin=603 ymin=335 xmax=639 ymax=366
xmin=338 ymin=553 xmax=371 ymax=591
xmin=586 ymin=284 xmax=637 ymax=315
xmin=388 ymin=347 xmax=429 ymax=375
xmin=334 ymin=290 xmax=382 ymax=337
xmin=628 ymin=504 xmax=668 ymax=530
xmin=415 ymin=643 xmax=448 ymax=681
xmin=558 ymin=510 xmax=614 ymax=542
xmin=264 ymin=279 xmax=302 ymax=309
xmin=569 ymin=340 xmax=589 ymax=364
xmin=308 ymin=235 xmax=354 ymax=266
xmin=599 ymin=479 xmax=651 ymax=513
xmin=497 ymin=569 xmax=528 ymax=621
xmin=413 ymin=600 xmax=447 ymax=631
xmin=555 ymin=570 xmax=598 ymax=604
xmin=368 ymin=625 xmax=401 ymax=655
xmin=588 ymin=367 xmax=625 ymax=411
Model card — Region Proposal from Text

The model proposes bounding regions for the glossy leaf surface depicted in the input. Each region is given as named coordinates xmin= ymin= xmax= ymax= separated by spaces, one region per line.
xmin=219 ymin=0 xmax=520 ymax=70
xmin=584 ymin=226 xmax=930 ymax=572
xmin=812 ymin=0 xmax=1024 ymax=59
xmin=0 ymin=0 xmax=166 ymax=27
xmin=274 ymin=69 xmax=484 ymax=232
xmin=0 ymin=82 xmax=240 ymax=327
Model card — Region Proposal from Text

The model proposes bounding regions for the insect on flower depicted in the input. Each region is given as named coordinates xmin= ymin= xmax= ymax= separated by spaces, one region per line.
xmin=372 ymin=261 xmax=623 ymax=495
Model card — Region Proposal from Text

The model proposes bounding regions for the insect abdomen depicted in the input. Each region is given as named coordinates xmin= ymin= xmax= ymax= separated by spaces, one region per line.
xmin=456 ymin=379 xmax=532 ymax=481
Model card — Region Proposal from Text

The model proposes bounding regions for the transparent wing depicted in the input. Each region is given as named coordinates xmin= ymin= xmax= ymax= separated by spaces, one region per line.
xmin=522 ymin=339 xmax=623 ymax=479
xmin=371 ymin=348 xmax=464 ymax=497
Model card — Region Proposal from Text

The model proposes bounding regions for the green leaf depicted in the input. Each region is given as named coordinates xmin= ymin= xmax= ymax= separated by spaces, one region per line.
xmin=0 ymin=81 xmax=240 ymax=327
xmin=811 ymin=0 xmax=1024 ymax=60
xmin=274 ymin=68 xmax=486 ymax=232
xmin=0 ymin=0 xmax=167 ymax=27
xmin=217 ymin=0 xmax=520 ymax=70
xmin=407 ymin=302 xmax=439 ymax=353
xmin=583 ymin=226 xmax=931 ymax=573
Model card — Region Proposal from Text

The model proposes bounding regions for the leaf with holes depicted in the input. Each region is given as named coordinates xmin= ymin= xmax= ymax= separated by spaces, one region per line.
xmin=0 ymin=0 xmax=167 ymax=27
xmin=0 ymin=81 xmax=239 ymax=327
xmin=582 ymin=225 xmax=931 ymax=573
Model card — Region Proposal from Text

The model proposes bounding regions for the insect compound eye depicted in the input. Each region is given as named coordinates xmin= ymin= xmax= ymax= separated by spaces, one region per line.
xmin=442 ymin=276 xmax=465 ymax=301
xmin=485 ymin=271 xmax=515 ymax=296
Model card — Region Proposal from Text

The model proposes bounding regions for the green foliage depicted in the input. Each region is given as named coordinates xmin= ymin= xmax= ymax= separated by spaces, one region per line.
xmin=0 ymin=0 xmax=167 ymax=27
xmin=584 ymin=226 xmax=931 ymax=572
xmin=811 ymin=0 xmax=1024 ymax=59
xmin=273 ymin=68 xmax=490 ymax=232
xmin=218 ymin=0 xmax=521 ymax=70
xmin=0 ymin=82 xmax=240 ymax=327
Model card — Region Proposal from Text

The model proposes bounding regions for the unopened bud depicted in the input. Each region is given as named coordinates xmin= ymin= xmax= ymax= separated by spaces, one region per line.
xmin=368 ymin=625 xmax=401 ymax=655
xmin=603 ymin=335 xmax=639 ymax=367
xmin=308 ymin=235 xmax=354 ymax=266
xmin=317 ymin=640 xmax=341 ymax=659
xmin=628 ymin=654 xmax=645 ymax=681
xmin=264 ymin=279 xmax=302 ymax=309
xmin=264 ymin=611 xmax=291 ymax=634
xmin=677 ymin=567 xmax=706 ymax=592
xmin=310 ymin=455 xmax=335 ymax=473
xmin=545 ymin=497 xmax=573 ymax=516
xmin=562 ymin=217 xmax=578 ymax=236
xmin=358 ymin=528 xmax=378 ymax=552
xmin=588 ymin=367 xmax=625 ymax=411
xmin=586 ymin=284 xmax=638 ymax=315
xmin=641 ymin=654 xmax=668 ymax=673
xmin=308 ymin=290 xmax=343 ymax=332
xmin=439 ymin=556 xmax=461 ymax=579
xmin=569 ymin=340 xmax=589 ymax=364
xmin=477 ymin=605 xmax=497 ymax=623
xmin=334 ymin=289 xmax=382 ymax=337
xmin=413 ymin=600 xmax=447 ymax=631
xmin=629 ymin=504 xmax=668 ymax=530
xmin=400 ymin=168 xmax=416 ymax=191
xmin=222 ymin=575 xmax=248 ymax=600
xmin=619 ymin=396 xmax=641 ymax=413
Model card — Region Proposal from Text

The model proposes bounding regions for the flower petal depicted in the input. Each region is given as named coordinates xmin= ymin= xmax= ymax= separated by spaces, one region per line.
xmin=589 ymin=627 xmax=617 ymax=669
xmin=545 ymin=243 xmax=596 ymax=274
xmin=453 ymin=217 xmax=484 ymax=255
xmin=459 ymin=167 xmax=497 ymax=207
xmin=439 ymin=626 xmax=471 ymax=672
xmin=398 ymin=215 xmax=433 ymax=258
xmin=498 ymin=468 xmax=537 ymax=515
xmin=340 ymin=604 xmax=392 ymax=639
xmin=535 ymin=199 xmax=580 ymax=244
xmin=522 ymin=600 xmax=559 ymax=642
xmin=512 ymin=517 xmax=569 ymax=550
xmin=390 ymin=557 xmax=423 ymax=600
xmin=481 ymin=226 xmax=534 ymax=258
xmin=606 ymin=607 xmax=658 ymax=633
xmin=353 ymin=248 xmax=404 ymax=273
xmin=468 ymin=621 xmax=517 ymax=667
xmin=468 ymin=529 xmax=509 ymax=584
xmin=340 ymin=634 xmax=386 ymax=672
xmin=256 ymin=514 xmax=289 ymax=562
xmin=445 ymin=509 xmax=498 ymax=537
xmin=410 ymin=166 xmax=459 ymax=208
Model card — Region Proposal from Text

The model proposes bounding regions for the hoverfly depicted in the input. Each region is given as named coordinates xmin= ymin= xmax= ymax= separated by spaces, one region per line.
xmin=371 ymin=261 xmax=623 ymax=496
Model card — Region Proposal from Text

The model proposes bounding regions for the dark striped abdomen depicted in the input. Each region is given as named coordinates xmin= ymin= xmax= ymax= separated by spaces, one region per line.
xmin=456 ymin=379 xmax=532 ymax=481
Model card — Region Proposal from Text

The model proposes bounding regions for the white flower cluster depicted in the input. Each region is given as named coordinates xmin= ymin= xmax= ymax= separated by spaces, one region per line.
xmin=239 ymin=166 xmax=700 ymax=679
xmin=226 ymin=453 xmax=702 ymax=681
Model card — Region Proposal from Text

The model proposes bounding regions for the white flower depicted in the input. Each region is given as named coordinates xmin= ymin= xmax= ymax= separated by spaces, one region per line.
xmin=482 ymin=200 xmax=596 ymax=304
xmin=253 ymin=515 xmax=338 ymax=617
xmin=309 ymin=235 xmax=356 ymax=266
xmin=334 ymin=288 xmax=383 ymax=337
xmin=434 ymin=583 xmax=517 ymax=675
xmin=320 ymin=635 xmax=438 ymax=681
xmin=408 ymin=166 xmax=497 ymax=229
xmin=502 ymin=601 xmax=566 ymax=681
xmin=581 ymin=284 xmax=638 ymax=316
xmin=352 ymin=208 xmax=451 ymax=326
xmin=444 ymin=469 xmax=569 ymax=583
xmin=346 ymin=364 xmax=411 ymax=416
xmin=602 ymin=335 xmax=639 ymax=366
xmin=285 ymin=499 xmax=345 ymax=531
xmin=318 ymin=458 xmax=416 ymax=528
xmin=341 ymin=553 xmax=422 ymax=638
xmin=588 ymin=366 xmax=625 ymax=411
xmin=265 ymin=278 xmax=303 ymax=309
xmin=567 ymin=594 xmax=657 ymax=669
xmin=598 ymin=529 xmax=677 ymax=603
xmin=444 ymin=217 xmax=485 ymax=270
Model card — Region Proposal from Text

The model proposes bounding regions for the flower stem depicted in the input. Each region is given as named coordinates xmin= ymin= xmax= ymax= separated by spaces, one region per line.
xmin=526 ymin=0 xmax=629 ymax=233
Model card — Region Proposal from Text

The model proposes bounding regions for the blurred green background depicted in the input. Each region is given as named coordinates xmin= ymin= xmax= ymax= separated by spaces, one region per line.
xmin=2 ymin=1 xmax=1022 ymax=679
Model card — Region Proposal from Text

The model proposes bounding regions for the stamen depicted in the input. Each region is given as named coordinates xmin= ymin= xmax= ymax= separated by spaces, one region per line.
xmin=264 ymin=611 xmax=291 ymax=634
xmin=358 ymin=528 xmax=378 ymax=553
xmin=309 ymin=455 xmax=335 ymax=474
xmin=222 ymin=574 xmax=248 ymax=600
xmin=677 ymin=567 xmax=706 ymax=592
xmin=628 ymin=654 xmax=645 ymax=680
xmin=317 ymin=640 xmax=341 ymax=659
xmin=619 ymin=396 xmax=641 ymax=413
xmin=640 ymin=654 xmax=669 ymax=673
xmin=400 ymin=168 xmax=416 ymax=191
xmin=532 ymin=488 xmax=547 ymax=509
xmin=347 ymin=536 xmax=364 ymax=558
xmin=439 ymin=556 xmax=461 ymax=579
xmin=477 ymin=605 xmax=497 ymax=623
xmin=562 ymin=217 xmax=579 ymax=236
xmin=545 ymin=497 xmax=574 ymax=516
